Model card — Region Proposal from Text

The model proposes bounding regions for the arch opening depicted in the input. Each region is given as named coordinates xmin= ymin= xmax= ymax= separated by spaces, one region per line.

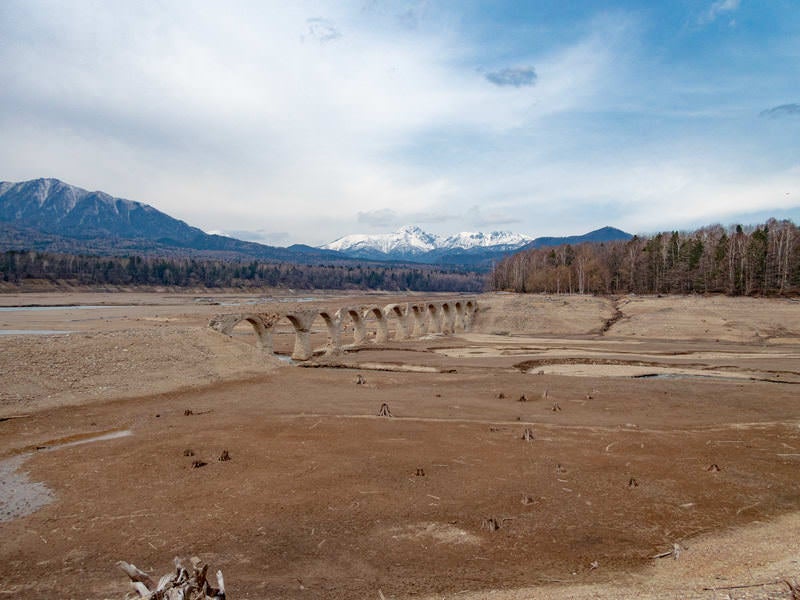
xmin=311 ymin=311 xmax=340 ymax=355
xmin=229 ymin=316 xmax=273 ymax=352
xmin=362 ymin=306 xmax=389 ymax=344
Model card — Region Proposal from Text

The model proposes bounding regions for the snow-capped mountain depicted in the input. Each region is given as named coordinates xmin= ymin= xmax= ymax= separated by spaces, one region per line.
xmin=323 ymin=226 xmax=440 ymax=256
xmin=321 ymin=225 xmax=532 ymax=259
xmin=441 ymin=230 xmax=533 ymax=250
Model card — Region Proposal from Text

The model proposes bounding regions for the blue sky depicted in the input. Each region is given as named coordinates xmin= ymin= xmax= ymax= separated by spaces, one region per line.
xmin=0 ymin=0 xmax=798 ymax=245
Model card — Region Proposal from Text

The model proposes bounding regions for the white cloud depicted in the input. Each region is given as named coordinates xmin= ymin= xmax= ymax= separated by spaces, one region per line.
xmin=699 ymin=0 xmax=741 ymax=24
xmin=0 ymin=1 xmax=796 ymax=247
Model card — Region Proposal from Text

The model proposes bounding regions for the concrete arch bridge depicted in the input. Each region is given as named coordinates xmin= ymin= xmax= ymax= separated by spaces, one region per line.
xmin=209 ymin=298 xmax=479 ymax=361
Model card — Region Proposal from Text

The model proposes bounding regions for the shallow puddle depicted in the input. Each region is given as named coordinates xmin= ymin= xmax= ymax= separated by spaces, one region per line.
xmin=0 ymin=430 xmax=132 ymax=522
xmin=0 ymin=330 xmax=72 ymax=335
xmin=0 ymin=305 xmax=132 ymax=312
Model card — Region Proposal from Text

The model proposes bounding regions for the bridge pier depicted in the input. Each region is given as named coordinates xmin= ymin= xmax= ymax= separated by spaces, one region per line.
xmin=363 ymin=306 xmax=389 ymax=343
xmin=427 ymin=303 xmax=443 ymax=334
xmin=286 ymin=311 xmax=318 ymax=360
xmin=384 ymin=304 xmax=411 ymax=340
xmin=410 ymin=305 xmax=428 ymax=337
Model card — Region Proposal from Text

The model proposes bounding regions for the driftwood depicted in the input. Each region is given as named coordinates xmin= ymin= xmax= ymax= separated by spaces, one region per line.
xmin=118 ymin=556 xmax=225 ymax=599
xmin=651 ymin=542 xmax=682 ymax=560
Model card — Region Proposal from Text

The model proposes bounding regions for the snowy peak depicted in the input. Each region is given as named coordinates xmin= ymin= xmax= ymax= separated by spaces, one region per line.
xmin=442 ymin=231 xmax=533 ymax=250
xmin=321 ymin=226 xmax=533 ymax=258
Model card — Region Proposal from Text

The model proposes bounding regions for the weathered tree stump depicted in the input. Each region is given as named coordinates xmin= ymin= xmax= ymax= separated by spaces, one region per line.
xmin=481 ymin=517 xmax=500 ymax=532
xmin=118 ymin=556 xmax=225 ymax=599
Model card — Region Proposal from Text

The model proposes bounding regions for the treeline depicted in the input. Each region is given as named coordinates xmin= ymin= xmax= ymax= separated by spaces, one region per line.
xmin=0 ymin=251 xmax=486 ymax=292
xmin=492 ymin=219 xmax=799 ymax=296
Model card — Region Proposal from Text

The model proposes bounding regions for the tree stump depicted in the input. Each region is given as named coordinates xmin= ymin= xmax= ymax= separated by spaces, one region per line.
xmin=118 ymin=556 xmax=225 ymax=599
xmin=481 ymin=517 xmax=500 ymax=532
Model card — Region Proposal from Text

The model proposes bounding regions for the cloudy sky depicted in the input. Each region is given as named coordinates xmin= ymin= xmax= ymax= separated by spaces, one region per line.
xmin=1 ymin=1 xmax=798 ymax=246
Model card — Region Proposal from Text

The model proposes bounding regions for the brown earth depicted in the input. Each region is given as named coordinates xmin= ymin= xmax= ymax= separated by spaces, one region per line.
xmin=0 ymin=292 xmax=799 ymax=599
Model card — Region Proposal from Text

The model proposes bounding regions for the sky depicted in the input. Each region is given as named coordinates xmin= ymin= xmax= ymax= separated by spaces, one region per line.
xmin=0 ymin=0 xmax=798 ymax=246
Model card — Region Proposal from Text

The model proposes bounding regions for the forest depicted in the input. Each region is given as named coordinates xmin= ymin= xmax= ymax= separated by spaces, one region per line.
xmin=491 ymin=219 xmax=799 ymax=296
xmin=0 ymin=251 xmax=486 ymax=292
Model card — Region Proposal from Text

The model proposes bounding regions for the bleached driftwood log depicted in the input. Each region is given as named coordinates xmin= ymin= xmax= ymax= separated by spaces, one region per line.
xmin=118 ymin=556 xmax=225 ymax=599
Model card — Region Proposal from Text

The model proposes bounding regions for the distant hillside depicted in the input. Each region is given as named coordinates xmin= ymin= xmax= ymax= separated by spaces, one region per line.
xmin=524 ymin=226 xmax=633 ymax=249
xmin=0 ymin=178 xmax=347 ymax=264
xmin=492 ymin=219 xmax=799 ymax=296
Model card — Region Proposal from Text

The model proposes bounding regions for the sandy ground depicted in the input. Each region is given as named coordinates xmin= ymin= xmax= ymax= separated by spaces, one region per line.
xmin=0 ymin=291 xmax=799 ymax=599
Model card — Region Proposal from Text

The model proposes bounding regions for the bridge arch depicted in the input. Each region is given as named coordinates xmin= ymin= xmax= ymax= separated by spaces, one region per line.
xmin=409 ymin=304 xmax=428 ymax=337
xmin=426 ymin=303 xmax=443 ymax=334
xmin=440 ymin=302 xmax=456 ymax=334
xmin=209 ymin=297 xmax=479 ymax=360
xmin=384 ymin=303 xmax=411 ymax=340
xmin=362 ymin=305 xmax=389 ymax=344
xmin=316 ymin=309 xmax=344 ymax=355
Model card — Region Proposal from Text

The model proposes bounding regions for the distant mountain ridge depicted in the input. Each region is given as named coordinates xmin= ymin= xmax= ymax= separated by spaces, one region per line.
xmin=0 ymin=178 xmax=345 ymax=263
xmin=524 ymin=226 xmax=633 ymax=249
xmin=321 ymin=225 xmax=633 ymax=266
xmin=0 ymin=178 xmax=634 ymax=270
xmin=322 ymin=225 xmax=533 ymax=259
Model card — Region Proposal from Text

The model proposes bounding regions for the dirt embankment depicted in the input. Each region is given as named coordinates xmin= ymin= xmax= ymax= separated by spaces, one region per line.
xmin=0 ymin=327 xmax=278 ymax=417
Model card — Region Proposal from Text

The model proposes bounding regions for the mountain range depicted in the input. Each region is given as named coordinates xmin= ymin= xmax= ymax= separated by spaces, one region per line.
xmin=0 ymin=178 xmax=633 ymax=269
xmin=0 ymin=178 xmax=343 ymax=263
xmin=321 ymin=225 xmax=632 ymax=265
xmin=322 ymin=226 xmax=533 ymax=259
